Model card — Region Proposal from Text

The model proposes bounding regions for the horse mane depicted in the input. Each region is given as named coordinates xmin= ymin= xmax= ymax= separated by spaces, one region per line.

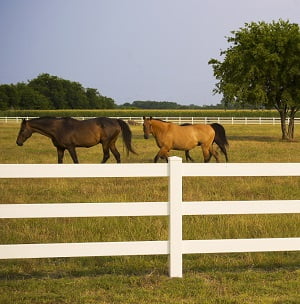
xmin=31 ymin=116 xmax=57 ymax=120
xmin=31 ymin=116 xmax=76 ymax=120
xmin=30 ymin=116 xmax=76 ymax=122
xmin=152 ymin=118 xmax=170 ymax=123
xmin=27 ymin=117 xmax=77 ymax=129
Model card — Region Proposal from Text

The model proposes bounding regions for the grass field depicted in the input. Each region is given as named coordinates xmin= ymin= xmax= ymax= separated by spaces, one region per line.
xmin=0 ymin=122 xmax=300 ymax=303
xmin=3 ymin=108 xmax=300 ymax=118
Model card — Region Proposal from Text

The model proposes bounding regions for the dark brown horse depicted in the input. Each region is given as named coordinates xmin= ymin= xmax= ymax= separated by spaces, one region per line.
xmin=16 ymin=117 xmax=136 ymax=163
xmin=143 ymin=117 xmax=228 ymax=163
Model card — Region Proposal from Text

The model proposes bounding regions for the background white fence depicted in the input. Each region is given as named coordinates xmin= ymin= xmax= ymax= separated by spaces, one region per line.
xmin=1 ymin=116 xmax=300 ymax=125
xmin=0 ymin=158 xmax=300 ymax=277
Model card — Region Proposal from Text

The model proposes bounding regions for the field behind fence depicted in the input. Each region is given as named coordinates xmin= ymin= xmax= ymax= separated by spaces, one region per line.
xmin=1 ymin=116 xmax=300 ymax=125
xmin=0 ymin=123 xmax=300 ymax=303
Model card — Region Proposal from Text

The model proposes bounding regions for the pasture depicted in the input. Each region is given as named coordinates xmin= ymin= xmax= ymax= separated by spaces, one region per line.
xmin=0 ymin=122 xmax=300 ymax=303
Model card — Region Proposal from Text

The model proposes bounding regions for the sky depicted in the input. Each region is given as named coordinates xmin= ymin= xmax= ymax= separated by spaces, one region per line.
xmin=0 ymin=0 xmax=299 ymax=106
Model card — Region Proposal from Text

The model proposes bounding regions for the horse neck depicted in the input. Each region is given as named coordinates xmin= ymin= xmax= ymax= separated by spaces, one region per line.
xmin=151 ymin=120 xmax=168 ymax=137
xmin=28 ymin=118 xmax=57 ymax=138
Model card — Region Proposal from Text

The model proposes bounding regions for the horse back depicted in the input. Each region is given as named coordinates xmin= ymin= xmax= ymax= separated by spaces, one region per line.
xmin=172 ymin=123 xmax=215 ymax=149
xmin=192 ymin=123 xmax=215 ymax=136
xmin=57 ymin=117 xmax=120 ymax=147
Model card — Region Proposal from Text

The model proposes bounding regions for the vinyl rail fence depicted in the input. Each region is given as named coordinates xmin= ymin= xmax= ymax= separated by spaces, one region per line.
xmin=1 ymin=116 xmax=300 ymax=125
xmin=0 ymin=158 xmax=300 ymax=278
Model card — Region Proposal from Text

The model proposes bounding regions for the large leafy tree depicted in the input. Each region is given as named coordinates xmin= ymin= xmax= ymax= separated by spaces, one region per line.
xmin=0 ymin=84 xmax=18 ymax=109
xmin=86 ymin=88 xmax=116 ymax=109
xmin=0 ymin=83 xmax=51 ymax=110
xmin=27 ymin=73 xmax=116 ymax=109
xmin=1 ymin=73 xmax=117 ymax=110
xmin=15 ymin=83 xmax=52 ymax=109
xmin=209 ymin=20 xmax=300 ymax=139
xmin=29 ymin=74 xmax=70 ymax=109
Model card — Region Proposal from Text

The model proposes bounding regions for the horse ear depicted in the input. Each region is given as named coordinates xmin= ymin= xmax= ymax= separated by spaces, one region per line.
xmin=150 ymin=116 xmax=152 ymax=120
xmin=143 ymin=116 xmax=146 ymax=120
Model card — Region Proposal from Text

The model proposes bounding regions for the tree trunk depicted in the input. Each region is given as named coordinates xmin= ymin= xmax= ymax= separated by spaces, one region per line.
xmin=279 ymin=110 xmax=288 ymax=140
xmin=287 ymin=107 xmax=297 ymax=140
xmin=287 ymin=117 xmax=294 ymax=139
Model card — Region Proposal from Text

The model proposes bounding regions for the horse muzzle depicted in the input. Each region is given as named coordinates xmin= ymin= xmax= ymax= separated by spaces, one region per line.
xmin=144 ymin=134 xmax=149 ymax=139
xmin=16 ymin=141 xmax=23 ymax=146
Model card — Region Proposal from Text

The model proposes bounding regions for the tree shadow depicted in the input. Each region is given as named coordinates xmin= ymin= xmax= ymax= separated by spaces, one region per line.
xmin=0 ymin=256 xmax=168 ymax=281
xmin=1 ymin=253 xmax=299 ymax=280
xmin=229 ymin=135 xmax=281 ymax=142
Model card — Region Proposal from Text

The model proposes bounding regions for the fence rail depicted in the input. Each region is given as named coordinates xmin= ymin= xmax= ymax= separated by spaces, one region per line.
xmin=1 ymin=159 xmax=300 ymax=277
xmin=1 ymin=116 xmax=300 ymax=125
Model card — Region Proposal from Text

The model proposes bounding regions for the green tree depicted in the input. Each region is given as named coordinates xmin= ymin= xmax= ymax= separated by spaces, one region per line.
xmin=63 ymin=80 xmax=89 ymax=109
xmin=209 ymin=20 xmax=300 ymax=139
xmin=0 ymin=84 xmax=19 ymax=109
xmin=100 ymin=96 xmax=116 ymax=109
xmin=28 ymin=73 xmax=116 ymax=109
xmin=1 ymin=73 xmax=116 ymax=110
xmin=131 ymin=100 xmax=181 ymax=109
xmin=86 ymin=88 xmax=101 ymax=108
xmin=28 ymin=74 xmax=68 ymax=109
xmin=85 ymin=88 xmax=116 ymax=109
xmin=0 ymin=89 xmax=8 ymax=110
xmin=15 ymin=83 xmax=52 ymax=109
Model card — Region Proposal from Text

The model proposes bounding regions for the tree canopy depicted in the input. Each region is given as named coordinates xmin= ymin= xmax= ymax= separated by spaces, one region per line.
xmin=119 ymin=100 xmax=215 ymax=109
xmin=209 ymin=19 xmax=300 ymax=139
xmin=0 ymin=73 xmax=116 ymax=110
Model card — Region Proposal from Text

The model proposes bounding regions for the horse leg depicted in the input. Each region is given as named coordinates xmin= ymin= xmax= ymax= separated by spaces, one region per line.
xmin=219 ymin=144 xmax=228 ymax=162
xmin=154 ymin=153 xmax=160 ymax=163
xmin=201 ymin=145 xmax=212 ymax=163
xmin=101 ymin=142 xmax=110 ymax=163
xmin=185 ymin=150 xmax=194 ymax=162
xmin=210 ymin=145 xmax=220 ymax=163
xmin=67 ymin=146 xmax=79 ymax=163
xmin=57 ymin=147 xmax=65 ymax=164
xmin=154 ymin=147 xmax=169 ymax=163
xmin=109 ymin=141 xmax=121 ymax=163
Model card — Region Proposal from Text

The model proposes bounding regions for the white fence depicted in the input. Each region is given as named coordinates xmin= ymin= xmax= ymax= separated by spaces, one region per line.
xmin=0 ymin=158 xmax=300 ymax=278
xmin=1 ymin=116 xmax=300 ymax=125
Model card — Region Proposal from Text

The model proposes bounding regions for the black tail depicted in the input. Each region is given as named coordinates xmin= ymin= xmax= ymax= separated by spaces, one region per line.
xmin=210 ymin=123 xmax=229 ymax=162
xmin=117 ymin=119 xmax=137 ymax=155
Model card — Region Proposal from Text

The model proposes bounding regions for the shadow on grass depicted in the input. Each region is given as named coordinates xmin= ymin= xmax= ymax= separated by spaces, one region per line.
xmin=229 ymin=135 xmax=299 ymax=143
xmin=229 ymin=135 xmax=280 ymax=142
xmin=1 ymin=252 xmax=299 ymax=281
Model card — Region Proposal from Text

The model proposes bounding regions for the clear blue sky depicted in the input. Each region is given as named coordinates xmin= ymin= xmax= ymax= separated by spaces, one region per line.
xmin=0 ymin=0 xmax=299 ymax=106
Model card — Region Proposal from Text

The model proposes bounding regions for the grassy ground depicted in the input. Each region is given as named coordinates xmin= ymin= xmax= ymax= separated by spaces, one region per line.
xmin=0 ymin=108 xmax=286 ymax=118
xmin=0 ymin=122 xmax=300 ymax=303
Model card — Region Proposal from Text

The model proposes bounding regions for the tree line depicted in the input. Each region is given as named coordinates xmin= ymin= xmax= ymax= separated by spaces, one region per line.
xmin=0 ymin=73 xmax=221 ymax=111
xmin=0 ymin=73 xmax=116 ymax=110
xmin=119 ymin=100 xmax=225 ymax=109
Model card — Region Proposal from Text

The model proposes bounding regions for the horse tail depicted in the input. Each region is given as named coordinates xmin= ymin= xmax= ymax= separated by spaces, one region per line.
xmin=210 ymin=123 xmax=229 ymax=162
xmin=117 ymin=119 xmax=137 ymax=155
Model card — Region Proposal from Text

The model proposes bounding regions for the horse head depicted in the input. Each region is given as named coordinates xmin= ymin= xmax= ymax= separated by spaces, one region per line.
xmin=16 ymin=119 xmax=32 ymax=146
xmin=142 ymin=116 xmax=153 ymax=139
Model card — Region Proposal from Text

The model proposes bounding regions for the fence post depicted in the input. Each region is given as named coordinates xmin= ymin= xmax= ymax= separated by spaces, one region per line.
xmin=168 ymin=156 xmax=183 ymax=278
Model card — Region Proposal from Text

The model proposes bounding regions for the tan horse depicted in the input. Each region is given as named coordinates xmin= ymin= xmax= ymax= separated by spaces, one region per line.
xmin=143 ymin=117 xmax=228 ymax=163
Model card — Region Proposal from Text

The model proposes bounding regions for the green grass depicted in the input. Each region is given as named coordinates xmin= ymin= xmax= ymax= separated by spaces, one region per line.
xmin=2 ymin=108 xmax=297 ymax=118
xmin=0 ymin=122 xmax=300 ymax=303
